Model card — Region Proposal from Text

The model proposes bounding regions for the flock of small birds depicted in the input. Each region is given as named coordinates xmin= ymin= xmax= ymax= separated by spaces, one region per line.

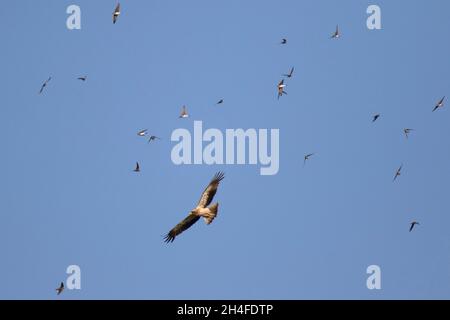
xmin=41 ymin=3 xmax=446 ymax=295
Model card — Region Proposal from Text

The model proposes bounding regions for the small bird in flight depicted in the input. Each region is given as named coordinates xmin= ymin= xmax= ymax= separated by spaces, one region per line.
xmin=372 ymin=114 xmax=380 ymax=122
xmin=304 ymin=153 xmax=314 ymax=166
xmin=164 ymin=172 xmax=224 ymax=243
xmin=77 ymin=76 xmax=87 ymax=81
xmin=216 ymin=99 xmax=224 ymax=105
xmin=331 ymin=25 xmax=340 ymax=39
xmin=283 ymin=67 xmax=294 ymax=78
xmin=277 ymin=79 xmax=287 ymax=99
xmin=179 ymin=105 xmax=189 ymax=118
xmin=148 ymin=135 xmax=161 ymax=143
xmin=409 ymin=221 xmax=420 ymax=232
xmin=403 ymin=128 xmax=414 ymax=139
xmin=39 ymin=76 xmax=51 ymax=94
xmin=280 ymin=38 xmax=287 ymax=44
xmin=433 ymin=96 xmax=445 ymax=112
xmin=133 ymin=162 xmax=140 ymax=172
xmin=56 ymin=282 xmax=64 ymax=295
xmin=113 ymin=3 xmax=121 ymax=24
xmin=137 ymin=129 xmax=148 ymax=137
xmin=393 ymin=164 xmax=403 ymax=182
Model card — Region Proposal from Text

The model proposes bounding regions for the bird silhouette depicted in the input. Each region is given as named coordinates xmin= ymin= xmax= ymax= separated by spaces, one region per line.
xmin=77 ymin=76 xmax=87 ymax=81
xmin=433 ymin=96 xmax=445 ymax=112
xmin=280 ymin=38 xmax=287 ymax=44
xmin=56 ymin=282 xmax=64 ymax=295
xmin=283 ymin=67 xmax=294 ymax=78
xmin=133 ymin=162 xmax=140 ymax=172
xmin=331 ymin=25 xmax=340 ymax=39
xmin=304 ymin=153 xmax=315 ymax=167
xmin=277 ymin=79 xmax=287 ymax=99
xmin=372 ymin=114 xmax=380 ymax=122
xmin=137 ymin=129 xmax=148 ymax=137
xmin=113 ymin=3 xmax=121 ymax=24
xmin=39 ymin=76 xmax=51 ymax=94
xmin=409 ymin=221 xmax=420 ymax=232
xmin=393 ymin=164 xmax=403 ymax=182
xmin=403 ymin=128 xmax=414 ymax=139
xmin=148 ymin=135 xmax=161 ymax=143
xmin=179 ymin=105 xmax=189 ymax=118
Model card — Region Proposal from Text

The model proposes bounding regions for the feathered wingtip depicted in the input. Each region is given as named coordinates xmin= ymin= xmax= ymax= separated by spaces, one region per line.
xmin=163 ymin=233 xmax=175 ymax=243
xmin=212 ymin=171 xmax=225 ymax=183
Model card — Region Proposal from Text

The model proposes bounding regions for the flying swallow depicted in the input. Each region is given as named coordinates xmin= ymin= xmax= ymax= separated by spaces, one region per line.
xmin=77 ymin=76 xmax=87 ymax=81
xmin=393 ymin=164 xmax=403 ymax=182
xmin=283 ymin=67 xmax=294 ymax=78
xmin=179 ymin=105 xmax=189 ymax=118
xmin=137 ymin=129 xmax=148 ymax=137
xmin=133 ymin=162 xmax=140 ymax=172
xmin=216 ymin=99 xmax=224 ymax=105
xmin=433 ymin=96 xmax=445 ymax=112
xmin=372 ymin=114 xmax=380 ymax=122
xmin=56 ymin=282 xmax=64 ymax=295
xmin=113 ymin=3 xmax=121 ymax=24
xmin=148 ymin=135 xmax=161 ymax=143
xmin=277 ymin=79 xmax=287 ymax=99
xmin=331 ymin=25 xmax=340 ymax=39
xmin=280 ymin=38 xmax=287 ymax=44
xmin=39 ymin=77 xmax=51 ymax=94
xmin=409 ymin=221 xmax=420 ymax=232
xmin=403 ymin=128 xmax=414 ymax=139
xmin=304 ymin=153 xmax=315 ymax=166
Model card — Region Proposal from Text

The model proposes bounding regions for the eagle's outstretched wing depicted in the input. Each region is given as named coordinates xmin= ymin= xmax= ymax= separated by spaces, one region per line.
xmin=196 ymin=171 xmax=224 ymax=208
xmin=164 ymin=213 xmax=200 ymax=243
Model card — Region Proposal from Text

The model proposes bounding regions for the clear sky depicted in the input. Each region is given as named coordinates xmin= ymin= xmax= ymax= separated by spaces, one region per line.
xmin=1 ymin=0 xmax=450 ymax=299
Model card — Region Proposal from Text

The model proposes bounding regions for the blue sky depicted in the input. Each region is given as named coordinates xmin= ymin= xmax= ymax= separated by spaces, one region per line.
xmin=1 ymin=0 xmax=450 ymax=299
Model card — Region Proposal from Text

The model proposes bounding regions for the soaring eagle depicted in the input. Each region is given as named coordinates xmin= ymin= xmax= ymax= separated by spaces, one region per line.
xmin=164 ymin=172 xmax=225 ymax=243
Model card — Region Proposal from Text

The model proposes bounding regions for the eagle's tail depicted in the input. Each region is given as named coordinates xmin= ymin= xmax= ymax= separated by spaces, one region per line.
xmin=204 ymin=203 xmax=219 ymax=225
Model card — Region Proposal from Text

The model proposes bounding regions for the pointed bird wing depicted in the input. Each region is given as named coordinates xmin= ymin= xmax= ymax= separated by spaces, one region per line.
xmin=113 ymin=3 xmax=120 ymax=23
xmin=434 ymin=96 xmax=445 ymax=111
xmin=393 ymin=165 xmax=402 ymax=181
xmin=39 ymin=77 xmax=51 ymax=93
xmin=164 ymin=213 xmax=200 ymax=243
xmin=196 ymin=172 xmax=224 ymax=208
xmin=409 ymin=223 xmax=414 ymax=232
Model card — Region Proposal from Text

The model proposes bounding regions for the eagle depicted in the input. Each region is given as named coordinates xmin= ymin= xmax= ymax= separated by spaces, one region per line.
xmin=164 ymin=172 xmax=224 ymax=243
